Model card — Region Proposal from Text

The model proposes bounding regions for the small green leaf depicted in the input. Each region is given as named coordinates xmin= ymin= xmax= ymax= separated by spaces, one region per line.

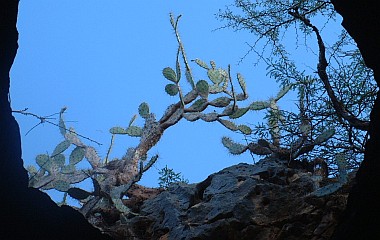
xmin=51 ymin=140 xmax=71 ymax=157
xmin=196 ymin=80 xmax=209 ymax=99
xmin=162 ymin=67 xmax=177 ymax=83
xmin=165 ymin=84 xmax=179 ymax=96
xmin=69 ymin=146 xmax=85 ymax=165
xmin=138 ymin=102 xmax=150 ymax=119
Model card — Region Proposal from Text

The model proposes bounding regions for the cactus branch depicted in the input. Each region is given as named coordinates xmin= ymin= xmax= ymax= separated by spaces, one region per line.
xmin=228 ymin=64 xmax=237 ymax=111
xmin=170 ymin=13 xmax=195 ymax=89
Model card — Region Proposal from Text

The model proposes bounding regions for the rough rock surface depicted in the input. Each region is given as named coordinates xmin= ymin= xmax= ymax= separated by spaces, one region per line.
xmin=105 ymin=158 xmax=351 ymax=240
xmin=330 ymin=1 xmax=380 ymax=239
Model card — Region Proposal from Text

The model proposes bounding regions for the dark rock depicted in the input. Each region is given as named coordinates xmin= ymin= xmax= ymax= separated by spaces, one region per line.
xmin=0 ymin=1 xmax=113 ymax=239
xmin=330 ymin=1 xmax=380 ymax=239
xmin=117 ymin=159 xmax=351 ymax=240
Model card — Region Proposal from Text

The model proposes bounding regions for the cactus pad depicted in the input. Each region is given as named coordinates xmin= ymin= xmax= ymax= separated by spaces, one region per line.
xmin=53 ymin=180 xmax=70 ymax=192
xmin=249 ymin=101 xmax=270 ymax=110
xmin=193 ymin=58 xmax=209 ymax=70
xmin=53 ymin=154 xmax=65 ymax=167
xmin=196 ymin=80 xmax=209 ymax=99
xmin=188 ymin=99 xmax=208 ymax=111
xmin=200 ymin=112 xmax=218 ymax=122
xmin=237 ymin=73 xmax=247 ymax=95
xmin=238 ymin=125 xmax=252 ymax=135
xmin=61 ymin=164 xmax=76 ymax=174
xmin=126 ymin=126 xmax=143 ymax=137
xmin=183 ymin=113 xmax=201 ymax=122
xmin=138 ymin=102 xmax=150 ymax=119
xmin=275 ymin=84 xmax=292 ymax=101
xmin=222 ymin=137 xmax=248 ymax=155
xmin=59 ymin=107 xmax=67 ymax=136
xmin=218 ymin=119 xmax=238 ymax=131
xmin=163 ymin=67 xmax=178 ymax=83
xmin=207 ymin=68 xmax=227 ymax=85
xmin=69 ymin=146 xmax=86 ymax=165
xmin=230 ymin=107 xmax=249 ymax=119
xmin=209 ymin=97 xmax=231 ymax=107
xmin=51 ymin=140 xmax=71 ymax=157
xmin=336 ymin=153 xmax=348 ymax=184
xmin=36 ymin=154 xmax=51 ymax=171
xmin=110 ymin=127 xmax=127 ymax=134
xmin=165 ymin=84 xmax=179 ymax=96
xmin=314 ymin=128 xmax=335 ymax=144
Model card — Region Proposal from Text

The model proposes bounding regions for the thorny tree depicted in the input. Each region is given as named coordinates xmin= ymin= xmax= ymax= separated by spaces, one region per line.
xmin=217 ymin=0 xmax=377 ymax=175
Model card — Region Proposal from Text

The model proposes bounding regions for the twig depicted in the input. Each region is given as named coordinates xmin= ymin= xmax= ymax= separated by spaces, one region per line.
xmin=13 ymin=108 xmax=103 ymax=145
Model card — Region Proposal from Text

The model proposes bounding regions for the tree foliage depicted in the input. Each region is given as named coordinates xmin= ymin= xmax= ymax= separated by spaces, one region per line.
xmin=217 ymin=0 xmax=377 ymax=174
xmin=158 ymin=165 xmax=188 ymax=189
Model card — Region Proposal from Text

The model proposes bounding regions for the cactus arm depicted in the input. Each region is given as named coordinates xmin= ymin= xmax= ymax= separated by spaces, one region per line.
xmin=170 ymin=13 xmax=195 ymax=89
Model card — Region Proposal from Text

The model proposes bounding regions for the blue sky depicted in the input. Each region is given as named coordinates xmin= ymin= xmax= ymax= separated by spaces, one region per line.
xmin=11 ymin=1 xmax=315 ymax=201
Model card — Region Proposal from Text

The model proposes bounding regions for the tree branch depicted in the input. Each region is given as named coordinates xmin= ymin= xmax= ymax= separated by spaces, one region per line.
xmin=288 ymin=9 xmax=370 ymax=131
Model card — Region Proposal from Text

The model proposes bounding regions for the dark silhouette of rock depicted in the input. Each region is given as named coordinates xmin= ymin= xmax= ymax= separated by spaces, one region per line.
xmin=330 ymin=1 xmax=380 ymax=239
xmin=0 ymin=1 xmax=112 ymax=239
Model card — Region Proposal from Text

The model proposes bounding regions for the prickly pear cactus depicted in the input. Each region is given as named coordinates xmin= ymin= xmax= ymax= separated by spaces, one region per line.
xmin=222 ymin=137 xmax=247 ymax=155
xmin=28 ymin=14 xmax=340 ymax=231
xmin=28 ymin=109 xmax=101 ymax=192
xmin=309 ymin=152 xmax=348 ymax=197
